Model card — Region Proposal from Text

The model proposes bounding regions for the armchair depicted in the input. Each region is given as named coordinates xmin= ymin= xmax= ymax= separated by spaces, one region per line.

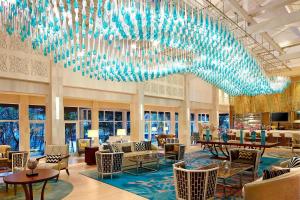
xmin=77 ymin=138 xmax=91 ymax=156
xmin=156 ymin=134 xmax=176 ymax=147
xmin=229 ymin=148 xmax=262 ymax=180
xmin=95 ymin=151 xmax=124 ymax=179
xmin=292 ymin=134 xmax=300 ymax=153
xmin=37 ymin=145 xmax=70 ymax=179
xmin=0 ymin=145 xmax=11 ymax=169
xmin=173 ymin=161 xmax=219 ymax=200
xmin=164 ymin=143 xmax=185 ymax=161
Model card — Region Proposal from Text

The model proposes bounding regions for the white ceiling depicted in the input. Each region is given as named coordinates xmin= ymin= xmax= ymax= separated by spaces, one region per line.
xmin=189 ymin=0 xmax=300 ymax=74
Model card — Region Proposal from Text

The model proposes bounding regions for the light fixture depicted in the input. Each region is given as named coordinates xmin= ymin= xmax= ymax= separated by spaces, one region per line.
xmin=117 ymin=129 xmax=127 ymax=143
xmin=88 ymin=130 xmax=99 ymax=147
xmin=0 ymin=0 xmax=290 ymax=96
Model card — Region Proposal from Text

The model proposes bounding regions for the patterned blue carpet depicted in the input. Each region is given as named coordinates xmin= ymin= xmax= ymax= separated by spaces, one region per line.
xmin=80 ymin=150 xmax=284 ymax=200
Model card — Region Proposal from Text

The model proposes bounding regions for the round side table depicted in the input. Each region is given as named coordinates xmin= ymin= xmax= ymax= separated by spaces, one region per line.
xmin=4 ymin=169 xmax=59 ymax=200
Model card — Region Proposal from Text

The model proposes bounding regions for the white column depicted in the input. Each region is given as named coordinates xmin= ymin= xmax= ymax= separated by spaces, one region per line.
xmin=178 ymin=75 xmax=191 ymax=147
xmin=210 ymin=87 xmax=220 ymax=138
xmin=130 ymin=83 xmax=145 ymax=141
xmin=48 ymin=61 xmax=64 ymax=145
xmin=19 ymin=95 xmax=30 ymax=152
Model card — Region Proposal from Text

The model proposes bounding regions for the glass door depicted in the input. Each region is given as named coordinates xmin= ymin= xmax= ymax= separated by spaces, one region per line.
xmin=65 ymin=122 xmax=78 ymax=153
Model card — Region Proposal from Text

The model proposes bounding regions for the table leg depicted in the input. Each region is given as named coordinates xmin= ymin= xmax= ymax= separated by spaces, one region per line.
xmin=21 ymin=184 xmax=31 ymax=200
xmin=29 ymin=183 xmax=33 ymax=200
xmin=41 ymin=180 xmax=48 ymax=200
xmin=223 ymin=178 xmax=226 ymax=197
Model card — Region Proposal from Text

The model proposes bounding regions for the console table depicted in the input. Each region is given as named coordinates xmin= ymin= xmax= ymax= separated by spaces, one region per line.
xmin=85 ymin=147 xmax=99 ymax=165
xmin=198 ymin=140 xmax=280 ymax=159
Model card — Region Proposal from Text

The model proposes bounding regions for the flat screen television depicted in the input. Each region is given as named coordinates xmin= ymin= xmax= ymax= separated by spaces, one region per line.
xmin=271 ymin=112 xmax=289 ymax=122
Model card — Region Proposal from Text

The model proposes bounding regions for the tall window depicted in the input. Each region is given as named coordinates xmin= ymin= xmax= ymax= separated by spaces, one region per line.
xmin=175 ymin=112 xmax=179 ymax=138
xmin=145 ymin=111 xmax=171 ymax=142
xmin=219 ymin=113 xmax=230 ymax=129
xmin=99 ymin=111 xmax=127 ymax=143
xmin=29 ymin=105 xmax=45 ymax=156
xmin=64 ymin=107 xmax=78 ymax=153
xmin=198 ymin=113 xmax=210 ymax=123
xmin=0 ymin=104 xmax=19 ymax=151
xmin=79 ymin=108 xmax=91 ymax=139
xmin=190 ymin=113 xmax=196 ymax=134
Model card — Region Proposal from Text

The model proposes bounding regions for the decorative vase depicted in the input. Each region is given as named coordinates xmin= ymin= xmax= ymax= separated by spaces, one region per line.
xmin=26 ymin=159 xmax=39 ymax=177
xmin=240 ymin=129 xmax=244 ymax=144
xmin=261 ymin=130 xmax=266 ymax=145
xmin=205 ymin=129 xmax=211 ymax=141
xmin=222 ymin=133 xmax=228 ymax=143
xmin=251 ymin=131 xmax=256 ymax=142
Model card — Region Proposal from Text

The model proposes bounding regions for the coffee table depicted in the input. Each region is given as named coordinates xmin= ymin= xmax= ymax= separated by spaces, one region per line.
xmin=3 ymin=169 xmax=59 ymax=200
xmin=124 ymin=154 xmax=160 ymax=175
xmin=217 ymin=162 xmax=253 ymax=197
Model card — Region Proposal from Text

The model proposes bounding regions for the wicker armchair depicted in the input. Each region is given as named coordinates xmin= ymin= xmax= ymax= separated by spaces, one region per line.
xmin=173 ymin=161 xmax=219 ymax=200
xmin=95 ymin=151 xmax=124 ymax=179
xmin=37 ymin=145 xmax=70 ymax=179
xmin=229 ymin=148 xmax=262 ymax=180
xmin=164 ymin=144 xmax=185 ymax=161
xmin=0 ymin=145 xmax=11 ymax=168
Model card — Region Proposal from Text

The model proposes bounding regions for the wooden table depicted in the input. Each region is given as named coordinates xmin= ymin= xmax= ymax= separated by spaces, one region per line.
xmin=198 ymin=140 xmax=280 ymax=159
xmin=85 ymin=146 xmax=99 ymax=165
xmin=3 ymin=169 xmax=59 ymax=200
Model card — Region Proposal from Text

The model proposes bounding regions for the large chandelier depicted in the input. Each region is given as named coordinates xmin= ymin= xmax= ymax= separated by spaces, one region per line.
xmin=0 ymin=0 xmax=290 ymax=96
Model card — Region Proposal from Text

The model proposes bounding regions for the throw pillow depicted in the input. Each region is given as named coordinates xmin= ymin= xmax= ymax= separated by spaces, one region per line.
xmin=46 ymin=154 xmax=61 ymax=163
xmin=238 ymin=151 xmax=254 ymax=160
xmin=263 ymin=169 xmax=290 ymax=180
xmin=122 ymin=146 xmax=132 ymax=153
xmin=135 ymin=142 xmax=146 ymax=151
xmin=143 ymin=141 xmax=152 ymax=150
xmin=288 ymin=157 xmax=300 ymax=168
xmin=111 ymin=144 xmax=121 ymax=152
xmin=103 ymin=144 xmax=113 ymax=153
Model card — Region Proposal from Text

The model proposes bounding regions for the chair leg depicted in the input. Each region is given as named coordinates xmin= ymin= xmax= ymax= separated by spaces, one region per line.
xmin=14 ymin=184 xmax=17 ymax=195
xmin=66 ymin=169 xmax=70 ymax=176
xmin=6 ymin=183 xmax=8 ymax=192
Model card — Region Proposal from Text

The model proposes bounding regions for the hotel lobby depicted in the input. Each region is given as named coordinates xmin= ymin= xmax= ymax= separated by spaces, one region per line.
xmin=0 ymin=0 xmax=300 ymax=199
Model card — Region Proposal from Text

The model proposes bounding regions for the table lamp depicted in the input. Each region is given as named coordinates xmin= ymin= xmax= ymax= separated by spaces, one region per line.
xmin=88 ymin=129 xmax=99 ymax=147
xmin=151 ymin=127 xmax=157 ymax=132
xmin=117 ymin=129 xmax=127 ymax=143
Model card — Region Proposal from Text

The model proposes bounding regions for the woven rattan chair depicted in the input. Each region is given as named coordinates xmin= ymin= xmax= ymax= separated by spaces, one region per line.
xmin=173 ymin=161 xmax=219 ymax=200
xmin=95 ymin=151 xmax=124 ymax=179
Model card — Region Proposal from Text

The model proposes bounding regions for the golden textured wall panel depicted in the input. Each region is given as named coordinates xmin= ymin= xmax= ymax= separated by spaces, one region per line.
xmin=231 ymin=78 xmax=300 ymax=114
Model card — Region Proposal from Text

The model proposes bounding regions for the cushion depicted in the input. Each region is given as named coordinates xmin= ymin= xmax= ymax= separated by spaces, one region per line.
xmin=143 ymin=141 xmax=151 ymax=151
xmin=46 ymin=154 xmax=61 ymax=163
xmin=122 ymin=146 xmax=132 ymax=153
xmin=111 ymin=144 xmax=121 ymax=152
xmin=288 ymin=157 xmax=300 ymax=168
xmin=0 ymin=153 xmax=4 ymax=158
xmin=135 ymin=142 xmax=146 ymax=151
xmin=238 ymin=151 xmax=254 ymax=160
xmin=103 ymin=144 xmax=113 ymax=153
xmin=263 ymin=169 xmax=290 ymax=180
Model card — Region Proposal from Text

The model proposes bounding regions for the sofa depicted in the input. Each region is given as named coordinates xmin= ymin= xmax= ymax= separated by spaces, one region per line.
xmin=243 ymin=165 xmax=300 ymax=200
xmin=103 ymin=141 xmax=158 ymax=169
